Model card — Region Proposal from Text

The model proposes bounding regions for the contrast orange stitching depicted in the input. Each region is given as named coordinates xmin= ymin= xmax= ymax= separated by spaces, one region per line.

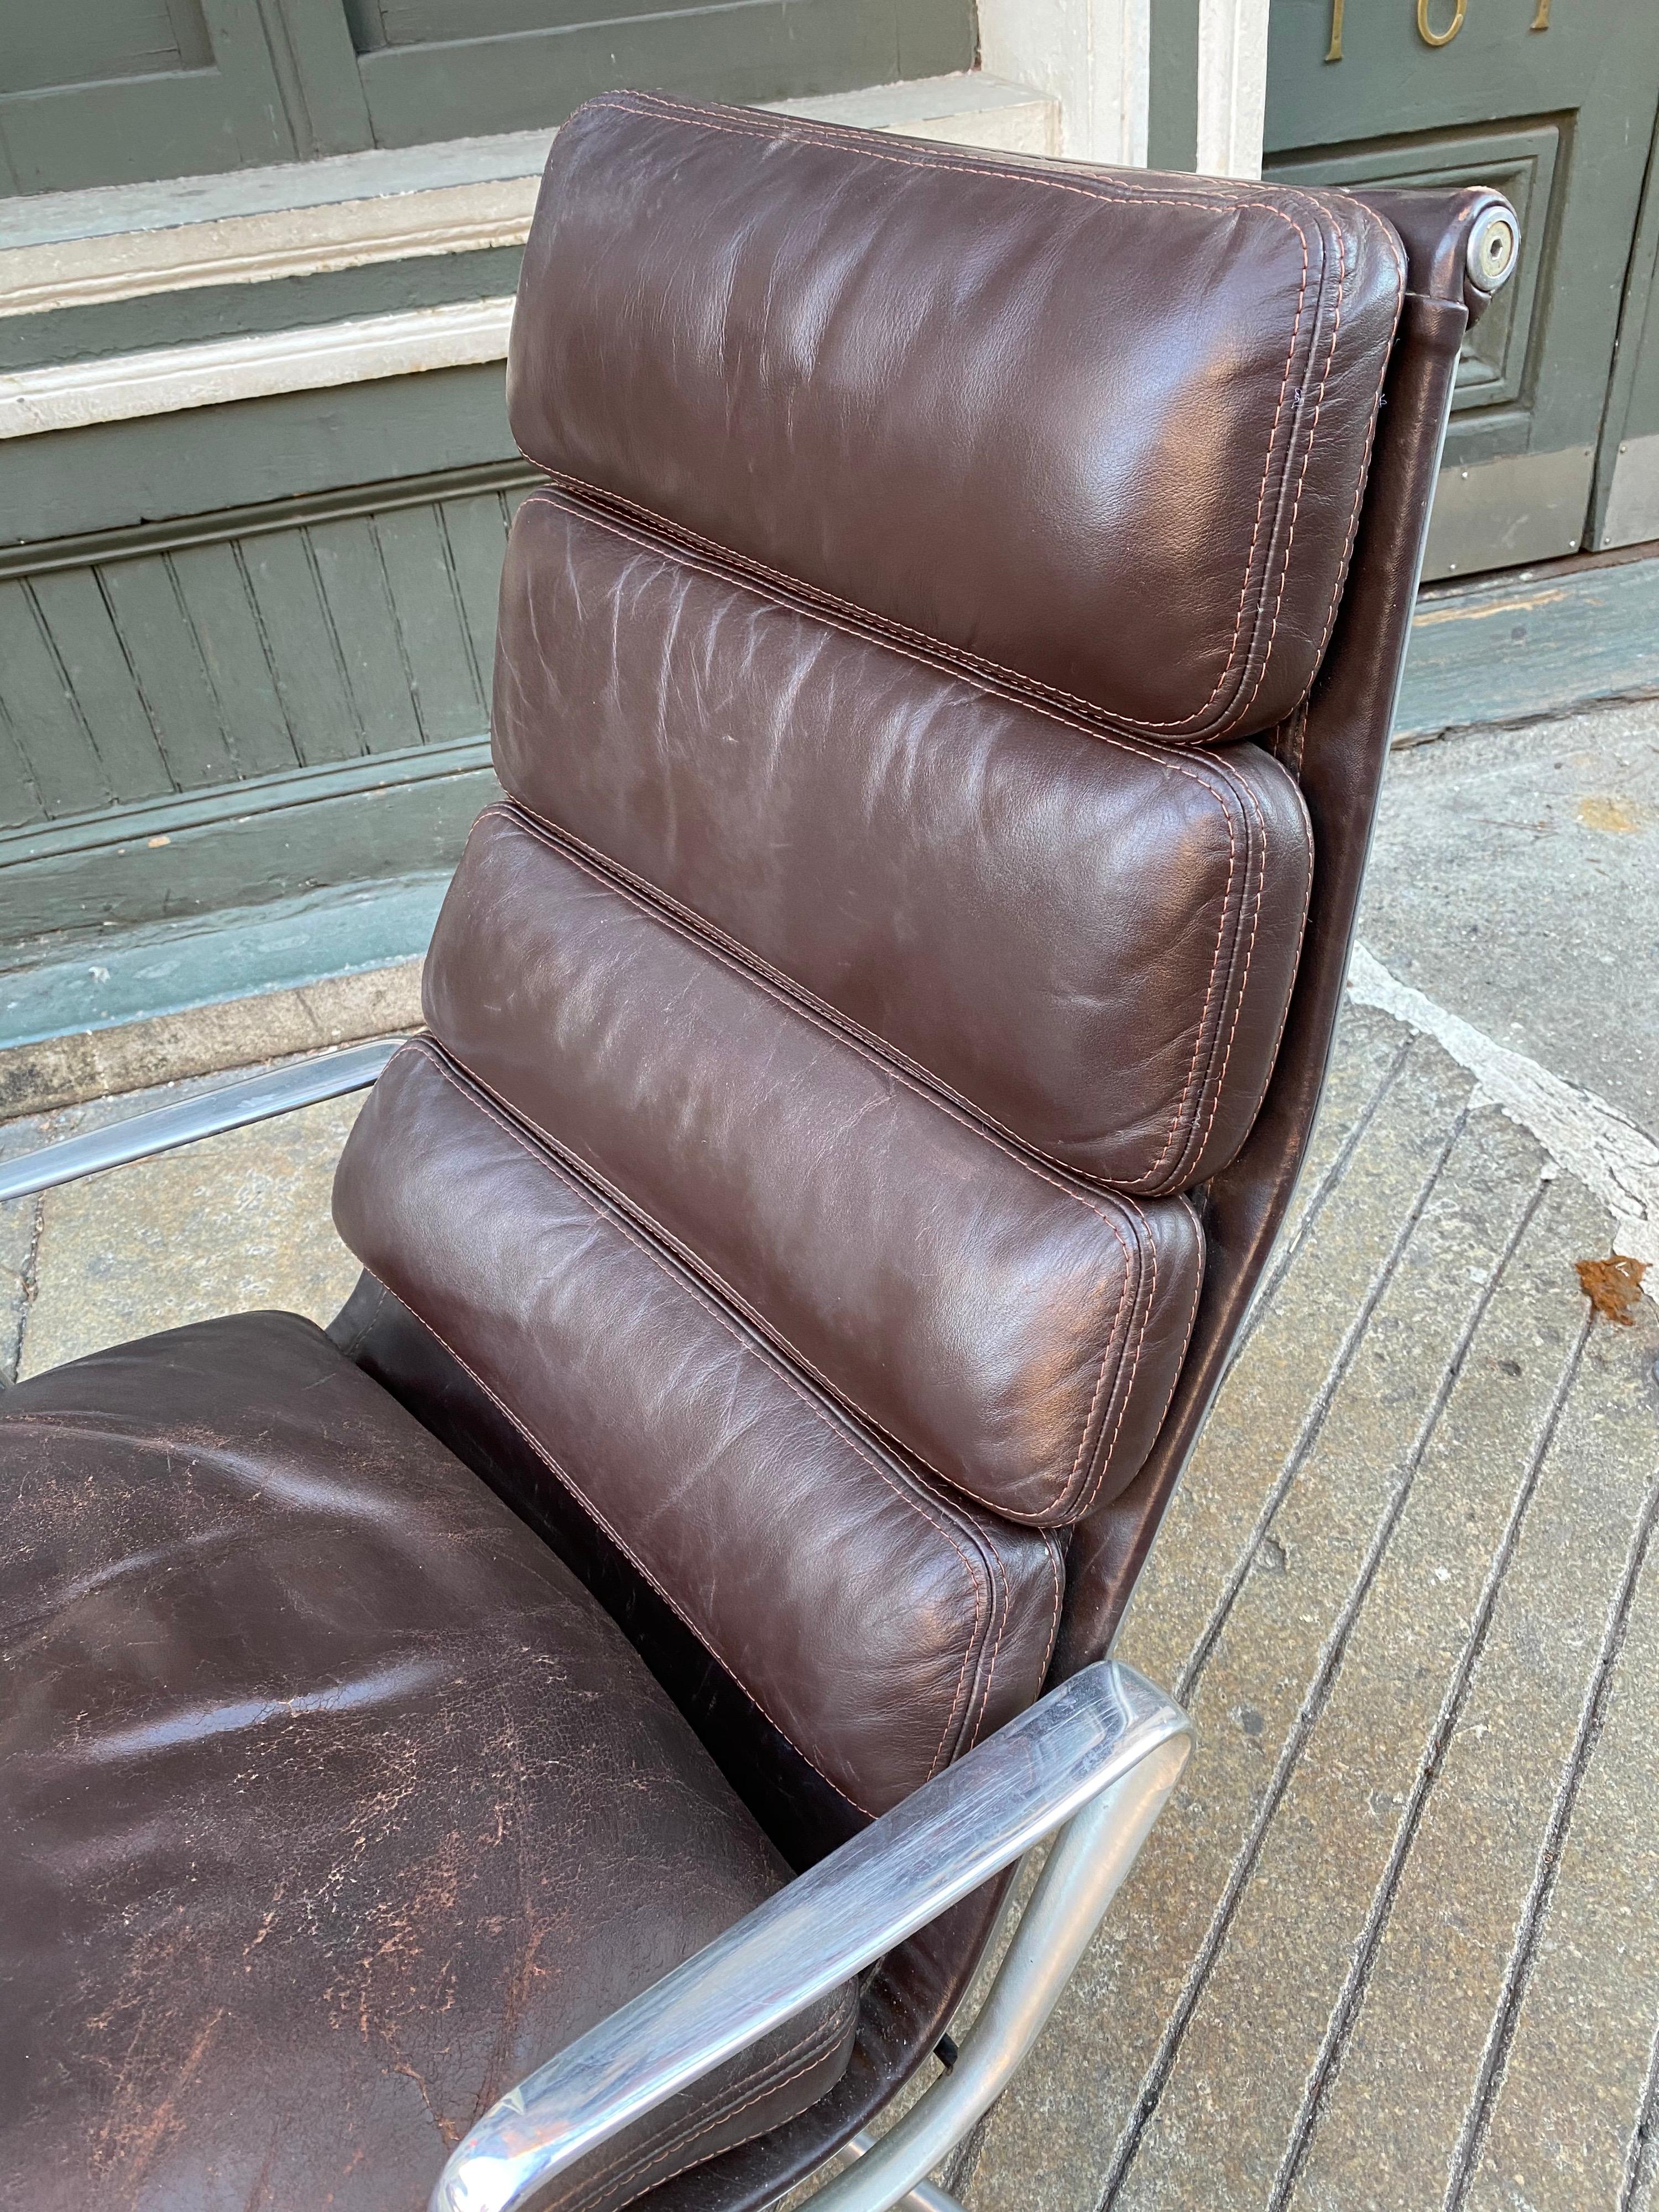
xmin=403 ymin=1041 xmax=989 ymax=1777
xmin=1109 ymin=1197 xmax=1208 ymax=1508
xmin=1219 ymin=179 xmax=1348 ymax=735
xmin=1178 ymin=759 xmax=1275 ymax=1185
xmin=489 ymin=799 xmax=1140 ymax=1525
xmin=509 ymin=487 xmax=1256 ymax=1205
xmin=582 ymin=90 xmax=1323 ymax=740
xmin=1066 ymin=1194 xmax=1162 ymax=1521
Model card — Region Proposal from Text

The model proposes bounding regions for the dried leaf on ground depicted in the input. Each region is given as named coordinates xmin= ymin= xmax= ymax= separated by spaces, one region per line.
xmin=1574 ymin=1254 xmax=1648 ymax=1325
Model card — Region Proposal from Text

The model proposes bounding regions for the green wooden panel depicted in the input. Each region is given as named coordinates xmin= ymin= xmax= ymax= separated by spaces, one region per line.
xmin=0 ymin=585 xmax=114 ymax=822
xmin=309 ymin=514 xmax=421 ymax=751
xmin=0 ymin=737 xmax=495 ymax=946
xmin=97 ymin=556 xmax=241 ymax=789
xmin=0 ymin=246 xmax=524 ymax=378
xmin=240 ymin=532 xmax=366 ymax=767
xmin=255 ymin=0 xmax=374 ymax=160
xmin=1148 ymin=0 xmax=1199 ymax=171
xmin=371 ymin=504 xmax=486 ymax=743
xmin=27 ymin=568 xmax=173 ymax=806
xmin=0 ymin=1 xmax=299 ymax=194
xmin=2 ymin=367 xmax=515 ymax=550
xmin=439 ymin=490 xmax=517 ymax=700
xmin=0 ymin=709 xmax=44 ymax=836
xmin=168 ymin=541 xmax=304 ymax=780
xmin=1 ymin=467 xmax=507 ymax=950
xmin=1 ymin=0 xmax=211 ymax=93
xmin=353 ymin=0 xmax=975 ymax=146
xmin=1266 ymin=0 xmax=1659 ymax=574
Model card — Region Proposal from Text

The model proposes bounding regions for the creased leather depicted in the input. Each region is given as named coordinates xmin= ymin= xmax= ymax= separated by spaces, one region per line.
xmin=0 ymin=1312 xmax=856 ymax=2212
xmin=509 ymin=93 xmax=1405 ymax=744
xmin=492 ymin=491 xmax=1314 ymax=1196
xmin=332 ymin=1046 xmax=1063 ymax=1814
xmin=425 ymin=807 xmax=1204 ymax=1527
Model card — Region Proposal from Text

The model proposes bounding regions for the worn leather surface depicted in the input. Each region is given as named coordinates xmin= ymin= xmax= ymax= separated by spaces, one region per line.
xmin=333 ymin=1047 xmax=1064 ymax=1814
xmin=330 ymin=1272 xmax=1021 ymax=2212
xmin=510 ymin=93 xmax=1404 ymax=744
xmin=425 ymin=808 xmax=1204 ymax=1526
xmin=491 ymin=491 xmax=1314 ymax=1197
xmin=0 ymin=1312 xmax=856 ymax=2212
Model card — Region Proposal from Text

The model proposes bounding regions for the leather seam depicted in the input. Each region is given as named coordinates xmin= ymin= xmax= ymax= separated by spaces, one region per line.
xmin=480 ymin=800 xmax=1147 ymax=1525
xmin=352 ymin=1244 xmax=877 ymax=1822
xmin=1178 ymin=755 xmax=1274 ymax=1186
xmin=572 ymin=89 xmax=1330 ymax=741
xmin=504 ymin=493 xmax=1261 ymax=1197
xmin=398 ymin=1041 xmax=994 ymax=1781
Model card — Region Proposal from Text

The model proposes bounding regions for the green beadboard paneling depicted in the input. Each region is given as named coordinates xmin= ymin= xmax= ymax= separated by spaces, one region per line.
xmin=240 ymin=529 xmax=371 ymax=766
xmin=25 ymin=567 xmax=173 ymax=805
xmin=309 ymin=513 xmax=422 ymax=752
xmin=97 ymin=556 xmax=242 ymax=789
xmin=168 ymin=541 xmax=303 ymax=780
xmin=372 ymin=502 xmax=487 ymax=743
xmin=0 ymin=472 xmax=518 ymax=879
xmin=0 ymin=585 xmax=114 ymax=821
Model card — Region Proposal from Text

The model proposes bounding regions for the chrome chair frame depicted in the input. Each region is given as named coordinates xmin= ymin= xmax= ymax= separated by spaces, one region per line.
xmin=1 ymin=1050 xmax=1194 ymax=2212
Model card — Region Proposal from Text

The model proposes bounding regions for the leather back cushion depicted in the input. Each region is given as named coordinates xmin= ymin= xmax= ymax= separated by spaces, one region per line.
xmin=334 ymin=1045 xmax=1062 ymax=1817
xmin=335 ymin=98 xmax=1385 ymax=1820
xmin=509 ymin=92 xmax=1405 ymax=745
xmin=493 ymin=491 xmax=1312 ymax=1199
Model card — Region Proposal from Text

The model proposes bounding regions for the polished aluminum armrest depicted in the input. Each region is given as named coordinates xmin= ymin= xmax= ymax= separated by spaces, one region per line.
xmin=433 ymin=1661 xmax=1191 ymax=2212
xmin=0 ymin=1038 xmax=407 ymax=1203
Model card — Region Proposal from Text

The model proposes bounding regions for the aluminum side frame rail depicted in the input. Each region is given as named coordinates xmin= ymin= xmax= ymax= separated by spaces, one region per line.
xmin=432 ymin=1661 xmax=1192 ymax=2212
xmin=0 ymin=1038 xmax=406 ymax=1202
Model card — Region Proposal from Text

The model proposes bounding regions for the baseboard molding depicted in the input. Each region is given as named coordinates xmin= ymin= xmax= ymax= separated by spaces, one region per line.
xmin=1 ymin=732 xmax=493 ymax=950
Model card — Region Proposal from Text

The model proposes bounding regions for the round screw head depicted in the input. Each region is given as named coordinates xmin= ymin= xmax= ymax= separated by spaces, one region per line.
xmin=1468 ymin=210 xmax=1519 ymax=291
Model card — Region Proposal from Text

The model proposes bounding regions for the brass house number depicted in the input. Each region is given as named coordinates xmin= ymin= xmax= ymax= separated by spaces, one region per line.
xmin=1325 ymin=0 xmax=1551 ymax=61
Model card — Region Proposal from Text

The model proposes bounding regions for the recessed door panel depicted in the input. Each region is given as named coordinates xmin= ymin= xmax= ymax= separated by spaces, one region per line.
xmin=1265 ymin=0 xmax=1659 ymax=578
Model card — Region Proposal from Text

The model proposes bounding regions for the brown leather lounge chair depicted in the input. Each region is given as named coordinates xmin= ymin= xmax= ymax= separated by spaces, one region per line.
xmin=0 ymin=97 xmax=1516 ymax=2212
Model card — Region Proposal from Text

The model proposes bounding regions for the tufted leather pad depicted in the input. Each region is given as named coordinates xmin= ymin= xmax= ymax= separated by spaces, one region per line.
xmin=491 ymin=492 xmax=1314 ymax=1197
xmin=333 ymin=1046 xmax=1065 ymax=1813
xmin=426 ymin=807 xmax=1204 ymax=1526
xmin=509 ymin=93 xmax=1405 ymax=745
xmin=0 ymin=1313 xmax=856 ymax=2212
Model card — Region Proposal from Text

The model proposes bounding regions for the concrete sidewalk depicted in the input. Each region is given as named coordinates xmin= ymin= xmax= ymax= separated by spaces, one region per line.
xmin=2 ymin=693 xmax=1656 ymax=2212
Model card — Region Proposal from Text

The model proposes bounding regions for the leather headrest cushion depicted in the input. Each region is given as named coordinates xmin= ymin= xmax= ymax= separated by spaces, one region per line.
xmin=508 ymin=92 xmax=1405 ymax=746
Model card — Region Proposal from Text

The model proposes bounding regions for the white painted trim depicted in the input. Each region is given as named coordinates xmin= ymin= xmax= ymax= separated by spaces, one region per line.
xmin=0 ymin=75 xmax=1058 ymax=320
xmin=1196 ymin=0 xmax=1270 ymax=180
xmin=0 ymin=298 xmax=515 ymax=440
xmin=978 ymin=0 xmax=1150 ymax=165
xmin=1348 ymin=943 xmax=1659 ymax=1288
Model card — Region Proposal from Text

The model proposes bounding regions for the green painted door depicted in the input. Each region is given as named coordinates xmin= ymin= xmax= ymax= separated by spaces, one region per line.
xmin=1265 ymin=0 xmax=1659 ymax=578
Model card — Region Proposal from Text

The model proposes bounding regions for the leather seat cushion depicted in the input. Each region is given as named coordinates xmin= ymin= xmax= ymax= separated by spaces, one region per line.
xmin=0 ymin=1312 xmax=857 ymax=2212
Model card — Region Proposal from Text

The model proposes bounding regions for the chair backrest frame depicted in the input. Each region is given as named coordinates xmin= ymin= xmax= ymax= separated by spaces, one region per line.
xmin=327 ymin=111 xmax=1502 ymax=2208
